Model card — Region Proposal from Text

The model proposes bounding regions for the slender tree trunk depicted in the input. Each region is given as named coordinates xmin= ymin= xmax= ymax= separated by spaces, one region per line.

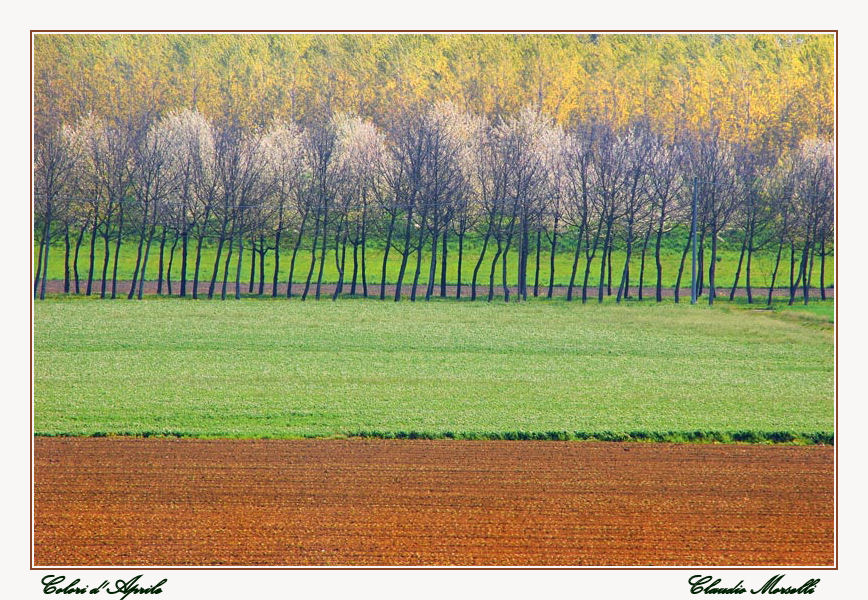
xmin=379 ymin=212 xmax=396 ymax=300
xmin=673 ymin=232 xmax=691 ymax=304
xmin=456 ymin=231 xmax=465 ymax=299
xmin=804 ymin=241 xmax=815 ymax=305
xmin=637 ymin=223 xmax=652 ymax=301
xmin=86 ymin=219 xmax=97 ymax=296
xmin=425 ymin=228 xmax=439 ymax=301
xmin=598 ymin=220 xmax=613 ymax=303
xmin=34 ymin=227 xmax=45 ymax=298
xmin=394 ymin=210 xmax=414 ymax=302
xmin=487 ymin=240 xmax=503 ymax=302
xmin=745 ymin=240 xmax=754 ymax=304
xmin=315 ymin=206 xmax=328 ymax=300
xmin=192 ymin=228 xmax=205 ymax=299
xmin=110 ymin=207 xmax=124 ymax=299
xmin=547 ymin=227 xmax=558 ymax=299
xmin=248 ymin=239 xmax=257 ymax=293
xmin=819 ymin=232 xmax=826 ymax=301
xmin=272 ymin=229 xmax=282 ymax=298
xmin=137 ymin=220 xmax=157 ymax=300
xmin=73 ymin=223 xmax=86 ymax=294
xmin=440 ymin=229 xmax=448 ymax=298
xmin=288 ymin=211 xmax=310 ymax=299
xmin=100 ymin=232 xmax=111 ymax=299
xmin=653 ymin=219 xmax=664 ymax=303
xmin=606 ymin=242 xmax=613 ymax=297
xmin=708 ymin=225 xmax=718 ymax=306
xmin=63 ymin=224 xmax=71 ymax=294
xmin=38 ymin=218 xmax=52 ymax=300
xmin=567 ymin=228 xmax=584 ymax=302
xmin=582 ymin=218 xmax=602 ymax=304
xmin=768 ymin=236 xmax=785 ymax=306
xmin=730 ymin=228 xmax=748 ymax=301
xmin=360 ymin=226 xmax=368 ymax=298
xmin=302 ymin=211 xmax=321 ymax=301
xmin=410 ymin=215 xmax=427 ymax=302
xmin=156 ymin=229 xmax=167 ymax=295
xmin=235 ymin=230 xmax=245 ymax=300
xmin=533 ymin=229 xmax=541 ymax=298
xmin=179 ymin=229 xmax=189 ymax=297
xmin=471 ymin=227 xmax=492 ymax=301
xmin=208 ymin=228 xmax=228 ymax=300
xmin=129 ymin=206 xmax=148 ymax=299
xmin=617 ymin=222 xmax=634 ymax=304
xmin=350 ymin=239 xmax=359 ymax=296
xmin=166 ymin=232 xmax=179 ymax=296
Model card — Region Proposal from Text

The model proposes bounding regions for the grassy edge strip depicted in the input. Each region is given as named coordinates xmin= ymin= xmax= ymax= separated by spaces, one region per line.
xmin=33 ymin=430 xmax=834 ymax=445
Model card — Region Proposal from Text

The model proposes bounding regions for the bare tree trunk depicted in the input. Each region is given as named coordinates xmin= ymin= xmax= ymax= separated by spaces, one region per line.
xmin=38 ymin=218 xmax=52 ymax=300
xmin=234 ymin=230 xmax=244 ymax=300
xmin=819 ymin=232 xmax=826 ymax=301
xmin=673 ymin=232 xmax=691 ymax=304
xmin=547 ymin=227 xmax=558 ymax=299
xmin=533 ymin=229 xmax=541 ymax=298
xmin=129 ymin=208 xmax=148 ymax=299
xmin=110 ymin=206 xmax=125 ymax=299
xmin=156 ymin=229 xmax=167 ymax=295
xmin=471 ymin=227 xmax=491 ymax=301
xmin=73 ymin=223 xmax=86 ymax=294
xmin=360 ymin=224 xmax=368 ymax=298
xmin=302 ymin=211 xmax=321 ymax=301
xmin=34 ymin=226 xmax=45 ymax=298
xmin=315 ymin=207 xmax=328 ymax=300
xmin=768 ymin=237 xmax=785 ymax=306
xmin=708 ymin=225 xmax=718 ymax=306
xmin=425 ymin=228 xmax=438 ymax=301
xmin=63 ymin=224 xmax=71 ymax=294
xmin=271 ymin=227 xmax=282 ymax=298
xmin=100 ymin=232 xmax=111 ymax=299
xmin=637 ymin=223 xmax=652 ymax=301
xmin=487 ymin=240 xmax=502 ymax=302
xmin=350 ymin=238 xmax=359 ymax=296
xmin=729 ymin=230 xmax=748 ymax=301
xmin=86 ymin=218 xmax=98 ymax=296
xmin=166 ymin=232 xmax=179 ymax=296
xmin=598 ymin=221 xmax=613 ymax=303
xmin=380 ymin=212 xmax=396 ymax=300
xmin=394 ymin=211 xmax=414 ymax=302
xmin=287 ymin=211 xmax=310 ymax=299
xmin=440 ymin=229 xmax=448 ymax=298
xmin=248 ymin=239 xmax=256 ymax=293
xmin=179 ymin=229 xmax=189 ymax=297
xmin=192 ymin=228 xmax=205 ymax=299
xmin=137 ymin=220 xmax=157 ymax=300
xmin=456 ymin=231 xmax=465 ymax=299
xmin=208 ymin=230 xmax=228 ymax=300
xmin=616 ymin=221 xmax=634 ymax=304
xmin=566 ymin=229 xmax=583 ymax=302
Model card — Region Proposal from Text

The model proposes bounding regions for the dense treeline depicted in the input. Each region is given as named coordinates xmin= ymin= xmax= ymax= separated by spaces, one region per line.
xmin=35 ymin=34 xmax=833 ymax=147
xmin=34 ymin=102 xmax=833 ymax=304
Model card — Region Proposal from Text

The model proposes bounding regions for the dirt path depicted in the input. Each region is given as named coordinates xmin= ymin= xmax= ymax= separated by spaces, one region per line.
xmin=42 ymin=279 xmax=834 ymax=300
xmin=34 ymin=438 xmax=833 ymax=566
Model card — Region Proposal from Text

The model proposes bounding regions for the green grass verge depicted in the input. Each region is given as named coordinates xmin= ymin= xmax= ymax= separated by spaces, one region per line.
xmin=34 ymin=297 xmax=833 ymax=443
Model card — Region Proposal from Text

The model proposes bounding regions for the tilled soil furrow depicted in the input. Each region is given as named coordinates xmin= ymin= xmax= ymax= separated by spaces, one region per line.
xmin=34 ymin=438 xmax=833 ymax=566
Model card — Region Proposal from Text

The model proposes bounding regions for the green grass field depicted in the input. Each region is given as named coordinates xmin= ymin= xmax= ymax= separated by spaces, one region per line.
xmin=34 ymin=297 xmax=833 ymax=442
xmin=37 ymin=232 xmax=834 ymax=290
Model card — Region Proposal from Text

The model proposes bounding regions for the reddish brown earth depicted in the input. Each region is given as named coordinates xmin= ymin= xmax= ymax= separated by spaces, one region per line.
xmin=34 ymin=438 xmax=834 ymax=567
xmin=42 ymin=278 xmax=833 ymax=300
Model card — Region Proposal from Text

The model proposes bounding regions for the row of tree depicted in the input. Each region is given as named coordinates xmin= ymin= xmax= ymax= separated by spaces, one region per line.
xmin=33 ymin=104 xmax=834 ymax=304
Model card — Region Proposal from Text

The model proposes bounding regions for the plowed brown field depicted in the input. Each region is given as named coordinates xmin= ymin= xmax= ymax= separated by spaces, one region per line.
xmin=34 ymin=438 xmax=834 ymax=566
